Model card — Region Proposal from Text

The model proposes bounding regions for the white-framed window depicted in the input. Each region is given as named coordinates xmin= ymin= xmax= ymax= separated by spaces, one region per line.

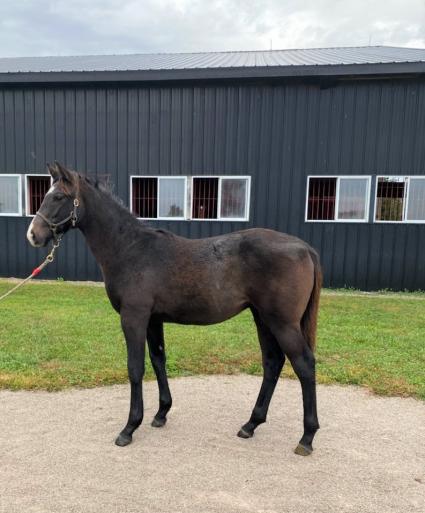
xmin=305 ymin=175 xmax=371 ymax=222
xmin=191 ymin=176 xmax=251 ymax=221
xmin=130 ymin=176 xmax=187 ymax=220
xmin=25 ymin=174 xmax=52 ymax=216
xmin=0 ymin=174 xmax=22 ymax=216
xmin=375 ymin=176 xmax=425 ymax=223
xmin=130 ymin=175 xmax=251 ymax=222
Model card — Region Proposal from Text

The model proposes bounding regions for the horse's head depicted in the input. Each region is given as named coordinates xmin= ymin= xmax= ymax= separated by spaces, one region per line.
xmin=27 ymin=162 xmax=81 ymax=247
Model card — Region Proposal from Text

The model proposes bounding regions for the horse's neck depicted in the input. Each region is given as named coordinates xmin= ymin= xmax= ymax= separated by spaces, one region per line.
xmin=78 ymin=185 xmax=145 ymax=273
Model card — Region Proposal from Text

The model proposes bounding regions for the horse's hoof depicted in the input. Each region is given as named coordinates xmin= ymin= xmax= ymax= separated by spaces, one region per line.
xmin=237 ymin=428 xmax=254 ymax=439
xmin=115 ymin=433 xmax=132 ymax=447
xmin=151 ymin=417 xmax=167 ymax=428
xmin=294 ymin=443 xmax=313 ymax=456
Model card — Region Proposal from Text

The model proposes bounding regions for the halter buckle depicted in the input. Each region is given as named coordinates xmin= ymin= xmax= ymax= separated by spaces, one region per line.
xmin=71 ymin=198 xmax=79 ymax=227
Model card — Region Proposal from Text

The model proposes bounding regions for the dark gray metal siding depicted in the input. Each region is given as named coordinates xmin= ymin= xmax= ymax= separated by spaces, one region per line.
xmin=1 ymin=77 xmax=425 ymax=290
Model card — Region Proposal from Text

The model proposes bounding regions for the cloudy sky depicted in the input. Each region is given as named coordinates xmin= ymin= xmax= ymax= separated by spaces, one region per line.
xmin=0 ymin=0 xmax=424 ymax=57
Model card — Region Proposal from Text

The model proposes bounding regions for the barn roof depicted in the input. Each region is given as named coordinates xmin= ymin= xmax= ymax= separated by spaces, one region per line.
xmin=0 ymin=46 xmax=424 ymax=84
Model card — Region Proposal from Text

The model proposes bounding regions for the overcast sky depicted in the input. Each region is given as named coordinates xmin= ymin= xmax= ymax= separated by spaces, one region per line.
xmin=0 ymin=0 xmax=424 ymax=57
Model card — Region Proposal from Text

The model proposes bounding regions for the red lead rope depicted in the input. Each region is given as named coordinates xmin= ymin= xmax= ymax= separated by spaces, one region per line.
xmin=0 ymin=240 xmax=60 ymax=303
xmin=31 ymin=266 xmax=43 ymax=277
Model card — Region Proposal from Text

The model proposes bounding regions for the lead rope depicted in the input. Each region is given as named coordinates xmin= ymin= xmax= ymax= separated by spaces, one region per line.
xmin=0 ymin=237 xmax=62 ymax=303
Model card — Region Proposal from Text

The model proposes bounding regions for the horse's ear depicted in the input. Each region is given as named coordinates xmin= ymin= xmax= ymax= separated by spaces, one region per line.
xmin=54 ymin=161 xmax=76 ymax=186
xmin=47 ymin=162 xmax=60 ymax=182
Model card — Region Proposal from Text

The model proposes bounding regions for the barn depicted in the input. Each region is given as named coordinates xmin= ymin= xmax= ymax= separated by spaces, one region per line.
xmin=0 ymin=46 xmax=425 ymax=290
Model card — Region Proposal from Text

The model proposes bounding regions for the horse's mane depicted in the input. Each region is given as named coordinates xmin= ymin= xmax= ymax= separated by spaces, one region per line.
xmin=79 ymin=173 xmax=174 ymax=237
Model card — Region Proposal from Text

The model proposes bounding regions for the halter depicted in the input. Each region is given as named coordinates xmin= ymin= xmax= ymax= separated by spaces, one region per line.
xmin=35 ymin=198 xmax=80 ymax=241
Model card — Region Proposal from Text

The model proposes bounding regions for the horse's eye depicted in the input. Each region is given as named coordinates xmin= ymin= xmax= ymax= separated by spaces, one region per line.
xmin=54 ymin=193 xmax=65 ymax=201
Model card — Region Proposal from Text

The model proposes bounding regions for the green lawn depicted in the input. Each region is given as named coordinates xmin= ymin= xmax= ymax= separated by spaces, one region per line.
xmin=0 ymin=280 xmax=424 ymax=399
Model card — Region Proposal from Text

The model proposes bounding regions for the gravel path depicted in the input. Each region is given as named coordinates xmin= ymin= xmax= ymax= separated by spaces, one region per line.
xmin=1 ymin=376 xmax=424 ymax=513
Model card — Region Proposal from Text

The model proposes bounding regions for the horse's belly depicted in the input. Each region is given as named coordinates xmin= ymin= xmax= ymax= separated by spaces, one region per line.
xmin=156 ymin=295 xmax=248 ymax=326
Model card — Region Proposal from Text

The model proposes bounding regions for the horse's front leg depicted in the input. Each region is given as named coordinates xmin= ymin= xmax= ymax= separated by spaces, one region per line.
xmin=115 ymin=308 xmax=149 ymax=447
xmin=147 ymin=320 xmax=173 ymax=427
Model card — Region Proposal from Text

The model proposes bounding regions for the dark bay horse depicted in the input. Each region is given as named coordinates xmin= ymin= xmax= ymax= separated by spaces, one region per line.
xmin=27 ymin=162 xmax=322 ymax=456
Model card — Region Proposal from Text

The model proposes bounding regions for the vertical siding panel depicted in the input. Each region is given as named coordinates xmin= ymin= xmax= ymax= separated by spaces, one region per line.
xmin=181 ymin=87 xmax=193 ymax=175
xmin=170 ymin=88 xmax=182 ymax=174
xmin=33 ymin=90 xmax=46 ymax=171
xmin=387 ymin=81 xmax=404 ymax=174
xmin=64 ymin=89 xmax=76 ymax=168
xmin=415 ymin=228 xmax=425 ymax=290
xmin=149 ymin=88 xmax=160 ymax=174
xmin=390 ymin=225 xmax=407 ymax=290
xmin=192 ymin=86 xmax=204 ymax=173
xmin=96 ymin=89 xmax=107 ymax=175
xmin=159 ymin=87 xmax=171 ymax=175
xmin=127 ymin=88 xmax=138 ymax=180
xmin=44 ymin=89 xmax=55 ymax=165
xmin=224 ymin=86 xmax=238 ymax=172
xmin=268 ymin=86 xmax=285 ymax=230
xmin=354 ymin=226 xmax=370 ymax=291
xmin=0 ymin=219 xmax=8 ymax=275
xmin=4 ymin=90 xmax=15 ymax=171
xmin=247 ymin=86 xmax=262 ymax=226
xmin=85 ymin=88 xmax=97 ymax=173
xmin=138 ymin=88 xmax=149 ymax=174
xmin=203 ymin=86 xmax=215 ymax=174
xmin=236 ymin=85 xmax=249 ymax=177
xmin=340 ymin=83 xmax=356 ymax=173
xmin=106 ymin=88 xmax=118 ymax=182
xmin=14 ymin=90 xmax=25 ymax=172
xmin=376 ymin=82 xmax=393 ymax=173
xmin=288 ymin=85 xmax=308 ymax=236
xmin=401 ymin=83 xmax=418 ymax=172
xmin=299 ymin=84 xmax=319 ymax=244
xmin=54 ymin=89 xmax=66 ymax=164
xmin=116 ymin=87 xmax=128 ymax=195
xmin=412 ymin=84 xmax=425 ymax=173
xmin=23 ymin=89 xmax=35 ymax=172
xmin=278 ymin=84 xmax=296 ymax=234
xmin=0 ymin=90 xmax=6 ymax=173
xmin=214 ymin=86 xmax=226 ymax=172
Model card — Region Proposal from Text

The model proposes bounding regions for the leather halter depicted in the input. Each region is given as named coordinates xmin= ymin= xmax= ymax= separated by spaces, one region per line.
xmin=35 ymin=198 xmax=80 ymax=239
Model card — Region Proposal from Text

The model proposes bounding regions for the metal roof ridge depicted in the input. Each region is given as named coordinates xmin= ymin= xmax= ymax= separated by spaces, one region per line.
xmin=1 ymin=45 xmax=423 ymax=61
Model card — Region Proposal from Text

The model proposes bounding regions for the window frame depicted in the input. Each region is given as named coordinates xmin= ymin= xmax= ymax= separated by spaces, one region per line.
xmin=305 ymin=175 xmax=371 ymax=223
xmin=0 ymin=174 xmax=22 ymax=217
xmin=25 ymin=174 xmax=53 ymax=217
xmin=130 ymin=175 xmax=188 ymax=221
xmin=374 ymin=175 xmax=425 ymax=224
xmin=191 ymin=175 xmax=251 ymax=222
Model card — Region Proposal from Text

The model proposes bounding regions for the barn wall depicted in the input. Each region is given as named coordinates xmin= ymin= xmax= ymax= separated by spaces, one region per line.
xmin=1 ymin=77 xmax=425 ymax=289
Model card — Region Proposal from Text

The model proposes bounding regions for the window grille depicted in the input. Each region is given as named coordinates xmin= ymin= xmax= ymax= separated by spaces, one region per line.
xmin=26 ymin=175 xmax=51 ymax=215
xmin=306 ymin=176 xmax=370 ymax=222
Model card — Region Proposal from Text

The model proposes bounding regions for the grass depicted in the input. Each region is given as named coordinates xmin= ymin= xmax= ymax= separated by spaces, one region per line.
xmin=0 ymin=280 xmax=424 ymax=399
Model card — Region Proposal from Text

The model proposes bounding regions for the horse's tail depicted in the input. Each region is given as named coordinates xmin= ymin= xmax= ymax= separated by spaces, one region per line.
xmin=300 ymin=249 xmax=322 ymax=352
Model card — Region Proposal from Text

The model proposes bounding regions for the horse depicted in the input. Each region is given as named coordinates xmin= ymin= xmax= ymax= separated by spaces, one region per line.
xmin=27 ymin=162 xmax=322 ymax=456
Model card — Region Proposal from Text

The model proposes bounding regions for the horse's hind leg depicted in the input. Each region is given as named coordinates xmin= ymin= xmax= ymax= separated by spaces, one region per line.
xmin=147 ymin=320 xmax=172 ymax=428
xmin=237 ymin=310 xmax=285 ymax=439
xmin=269 ymin=322 xmax=319 ymax=456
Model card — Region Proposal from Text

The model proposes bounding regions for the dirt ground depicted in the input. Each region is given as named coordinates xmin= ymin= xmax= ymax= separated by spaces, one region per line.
xmin=0 ymin=375 xmax=424 ymax=513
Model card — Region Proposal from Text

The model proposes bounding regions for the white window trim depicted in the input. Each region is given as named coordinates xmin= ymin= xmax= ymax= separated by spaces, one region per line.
xmin=0 ymin=174 xmax=22 ymax=217
xmin=130 ymin=175 xmax=187 ymax=221
xmin=191 ymin=175 xmax=251 ymax=222
xmin=25 ymin=174 xmax=53 ymax=217
xmin=305 ymin=175 xmax=371 ymax=223
xmin=374 ymin=175 xmax=425 ymax=224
